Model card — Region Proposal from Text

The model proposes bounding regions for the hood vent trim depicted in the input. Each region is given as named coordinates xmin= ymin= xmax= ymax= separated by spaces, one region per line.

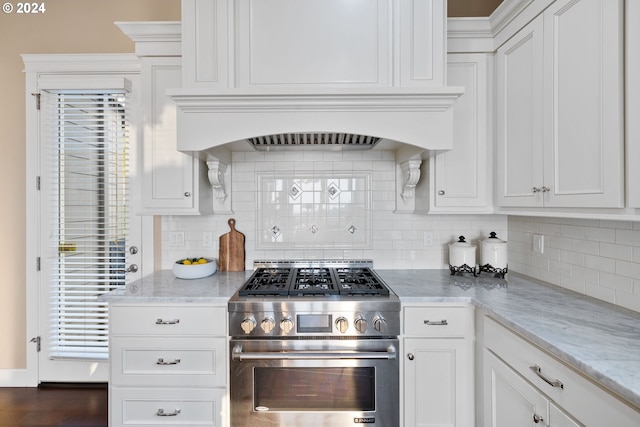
xmin=247 ymin=133 xmax=381 ymax=151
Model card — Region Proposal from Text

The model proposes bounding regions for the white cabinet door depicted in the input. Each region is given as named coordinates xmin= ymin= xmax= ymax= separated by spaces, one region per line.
xmin=404 ymin=338 xmax=472 ymax=427
xmin=484 ymin=349 xmax=548 ymax=427
xmin=140 ymin=57 xmax=212 ymax=214
xmin=182 ymin=0 xmax=446 ymax=89
xmin=495 ymin=15 xmax=545 ymax=207
xmin=628 ymin=0 xmax=640 ymax=208
xmin=542 ymin=0 xmax=624 ymax=208
xmin=426 ymin=53 xmax=490 ymax=212
xmin=496 ymin=0 xmax=624 ymax=209
xmin=550 ymin=403 xmax=584 ymax=427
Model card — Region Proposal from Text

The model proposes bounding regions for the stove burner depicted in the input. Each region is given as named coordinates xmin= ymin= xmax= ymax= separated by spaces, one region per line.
xmin=290 ymin=268 xmax=339 ymax=296
xmin=238 ymin=263 xmax=391 ymax=297
xmin=239 ymin=268 xmax=292 ymax=296
xmin=336 ymin=268 xmax=390 ymax=296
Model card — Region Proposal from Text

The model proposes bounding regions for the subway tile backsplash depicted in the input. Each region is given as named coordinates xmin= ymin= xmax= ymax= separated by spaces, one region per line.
xmin=160 ymin=152 xmax=640 ymax=313
xmin=509 ymin=216 xmax=640 ymax=313
xmin=161 ymin=150 xmax=507 ymax=270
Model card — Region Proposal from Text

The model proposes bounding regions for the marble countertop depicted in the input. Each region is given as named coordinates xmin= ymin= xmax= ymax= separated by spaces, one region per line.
xmin=100 ymin=269 xmax=640 ymax=409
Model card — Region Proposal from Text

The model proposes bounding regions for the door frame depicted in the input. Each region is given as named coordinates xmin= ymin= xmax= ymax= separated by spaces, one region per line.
xmin=23 ymin=54 xmax=155 ymax=385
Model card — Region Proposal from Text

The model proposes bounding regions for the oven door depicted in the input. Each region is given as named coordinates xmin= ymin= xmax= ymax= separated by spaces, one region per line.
xmin=230 ymin=338 xmax=399 ymax=427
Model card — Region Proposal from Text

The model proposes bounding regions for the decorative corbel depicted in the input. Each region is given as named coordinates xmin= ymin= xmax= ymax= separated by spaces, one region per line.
xmin=400 ymin=159 xmax=422 ymax=202
xmin=206 ymin=160 xmax=228 ymax=201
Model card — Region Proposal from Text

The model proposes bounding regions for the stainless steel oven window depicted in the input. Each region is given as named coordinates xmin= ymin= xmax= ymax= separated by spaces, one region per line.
xmin=254 ymin=367 xmax=375 ymax=411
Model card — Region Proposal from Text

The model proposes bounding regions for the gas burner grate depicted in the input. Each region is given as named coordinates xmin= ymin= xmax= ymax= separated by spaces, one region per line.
xmin=336 ymin=268 xmax=390 ymax=296
xmin=289 ymin=268 xmax=340 ymax=296
xmin=239 ymin=268 xmax=293 ymax=296
xmin=238 ymin=263 xmax=391 ymax=297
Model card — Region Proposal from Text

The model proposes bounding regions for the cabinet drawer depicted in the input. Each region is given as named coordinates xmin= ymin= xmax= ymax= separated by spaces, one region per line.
xmin=403 ymin=305 xmax=470 ymax=337
xmin=110 ymin=305 xmax=226 ymax=336
xmin=111 ymin=337 xmax=226 ymax=387
xmin=111 ymin=387 xmax=226 ymax=427
xmin=484 ymin=317 xmax=640 ymax=426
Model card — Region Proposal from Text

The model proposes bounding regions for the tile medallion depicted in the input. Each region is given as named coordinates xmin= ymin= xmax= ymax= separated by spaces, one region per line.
xmin=257 ymin=172 xmax=371 ymax=249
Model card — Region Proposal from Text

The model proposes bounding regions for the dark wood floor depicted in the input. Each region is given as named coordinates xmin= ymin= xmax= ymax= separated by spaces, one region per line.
xmin=0 ymin=384 xmax=107 ymax=427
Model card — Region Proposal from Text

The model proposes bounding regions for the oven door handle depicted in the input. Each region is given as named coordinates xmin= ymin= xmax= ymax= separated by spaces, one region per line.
xmin=232 ymin=344 xmax=397 ymax=361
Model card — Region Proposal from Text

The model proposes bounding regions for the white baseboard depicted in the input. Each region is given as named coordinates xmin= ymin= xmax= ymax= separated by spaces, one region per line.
xmin=0 ymin=369 xmax=38 ymax=387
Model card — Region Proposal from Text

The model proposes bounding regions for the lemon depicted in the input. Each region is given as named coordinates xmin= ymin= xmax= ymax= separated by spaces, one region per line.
xmin=182 ymin=259 xmax=192 ymax=265
xmin=197 ymin=258 xmax=208 ymax=264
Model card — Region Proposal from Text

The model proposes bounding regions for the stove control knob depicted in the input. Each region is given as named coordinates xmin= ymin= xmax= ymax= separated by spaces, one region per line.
xmin=240 ymin=317 xmax=257 ymax=334
xmin=260 ymin=317 xmax=276 ymax=334
xmin=354 ymin=317 xmax=368 ymax=333
xmin=280 ymin=317 xmax=294 ymax=334
xmin=373 ymin=316 xmax=388 ymax=333
xmin=335 ymin=317 xmax=349 ymax=334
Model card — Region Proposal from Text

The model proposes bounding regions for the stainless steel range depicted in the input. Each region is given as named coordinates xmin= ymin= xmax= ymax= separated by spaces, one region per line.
xmin=229 ymin=260 xmax=400 ymax=427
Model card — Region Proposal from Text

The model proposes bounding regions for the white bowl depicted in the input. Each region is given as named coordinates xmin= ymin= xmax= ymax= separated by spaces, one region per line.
xmin=172 ymin=258 xmax=217 ymax=279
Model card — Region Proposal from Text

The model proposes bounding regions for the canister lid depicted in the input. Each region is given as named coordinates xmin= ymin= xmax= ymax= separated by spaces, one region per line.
xmin=450 ymin=236 xmax=474 ymax=247
xmin=483 ymin=231 xmax=506 ymax=243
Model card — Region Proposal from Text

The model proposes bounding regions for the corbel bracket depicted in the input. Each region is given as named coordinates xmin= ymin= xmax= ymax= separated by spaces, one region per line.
xmin=400 ymin=159 xmax=422 ymax=202
xmin=206 ymin=160 xmax=228 ymax=201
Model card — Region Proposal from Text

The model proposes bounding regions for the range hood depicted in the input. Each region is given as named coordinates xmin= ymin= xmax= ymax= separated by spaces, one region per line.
xmin=169 ymin=0 xmax=463 ymax=163
xmin=169 ymin=86 xmax=463 ymax=162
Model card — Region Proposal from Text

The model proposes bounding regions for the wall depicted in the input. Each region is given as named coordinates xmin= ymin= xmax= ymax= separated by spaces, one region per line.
xmin=160 ymin=151 xmax=508 ymax=270
xmin=509 ymin=216 xmax=640 ymax=313
xmin=0 ymin=0 xmax=180 ymax=374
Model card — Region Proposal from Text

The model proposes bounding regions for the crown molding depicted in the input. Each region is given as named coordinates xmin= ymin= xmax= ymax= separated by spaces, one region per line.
xmin=22 ymin=54 xmax=140 ymax=74
xmin=115 ymin=21 xmax=181 ymax=56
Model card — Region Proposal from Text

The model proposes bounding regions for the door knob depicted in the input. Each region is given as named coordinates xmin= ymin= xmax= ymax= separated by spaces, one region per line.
xmin=125 ymin=264 xmax=138 ymax=273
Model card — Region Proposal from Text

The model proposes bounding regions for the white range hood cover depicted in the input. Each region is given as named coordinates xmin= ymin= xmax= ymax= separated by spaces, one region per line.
xmin=170 ymin=0 xmax=463 ymax=161
xmin=170 ymin=86 xmax=464 ymax=160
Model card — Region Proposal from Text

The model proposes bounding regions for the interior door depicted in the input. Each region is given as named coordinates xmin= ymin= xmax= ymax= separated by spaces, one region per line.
xmin=35 ymin=84 xmax=143 ymax=382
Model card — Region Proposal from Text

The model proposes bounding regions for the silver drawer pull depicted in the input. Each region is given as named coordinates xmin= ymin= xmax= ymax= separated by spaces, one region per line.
xmin=533 ymin=413 xmax=544 ymax=423
xmin=156 ymin=358 xmax=181 ymax=365
xmin=530 ymin=364 xmax=564 ymax=389
xmin=156 ymin=408 xmax=181 ymax=417
xmin=424 ymin=319 xmax=448 ymax=326
xmin=155 ymin=318 xmax=180 ymax=325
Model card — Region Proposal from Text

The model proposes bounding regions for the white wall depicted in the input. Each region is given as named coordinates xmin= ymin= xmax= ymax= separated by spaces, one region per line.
xmin=160 ymin=150 xmax=508 ymax=270
xmin=509 ymin=216 xmax=640 ymax=312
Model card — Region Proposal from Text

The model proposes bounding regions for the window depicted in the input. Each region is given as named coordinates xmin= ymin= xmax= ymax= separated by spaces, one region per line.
xmin=44 ymin=90 xmax=129 ymax=360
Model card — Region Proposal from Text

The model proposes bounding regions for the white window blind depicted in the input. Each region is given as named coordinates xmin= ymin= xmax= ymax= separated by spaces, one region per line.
xmin=45 ymin=90 xmax=129 ymax=360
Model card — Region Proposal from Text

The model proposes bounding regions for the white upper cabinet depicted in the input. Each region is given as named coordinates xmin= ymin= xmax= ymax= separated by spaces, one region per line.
xmin=496 ymin=0 xmax=624 ymax=209
xmin=416 ymin=52 xmax=491 ymax=213
xmin=181 ymin=0 xmax=447 ymax=89
xmin=495 ymin=15 xmax=544 ymax=208
xmin=139 ymin=57 xmax=213 ymax=215
xmin=627 ymin=0 xmax=640 ymax=208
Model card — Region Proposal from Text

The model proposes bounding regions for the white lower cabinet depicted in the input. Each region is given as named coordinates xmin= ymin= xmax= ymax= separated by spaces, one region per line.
xmin=108 ymin=304 xmax=228 ymax=427
xmin=484 ymin=349 xmax=582 ymax=426
xmin=402 ymin=305 xmax=474 ymax=427
xmin=483 ymin=317 xmax=640 ymax=427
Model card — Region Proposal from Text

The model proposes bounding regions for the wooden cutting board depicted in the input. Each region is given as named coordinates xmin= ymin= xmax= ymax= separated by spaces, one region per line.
xmin=218 ymin=218 xmax=245 ymax=272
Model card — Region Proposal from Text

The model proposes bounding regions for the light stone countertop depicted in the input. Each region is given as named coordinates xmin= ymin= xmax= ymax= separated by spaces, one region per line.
xmin=100 ymin=269 xmax=640 ymax=410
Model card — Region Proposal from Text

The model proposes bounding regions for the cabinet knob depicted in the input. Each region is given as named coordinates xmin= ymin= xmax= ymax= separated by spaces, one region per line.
xmin=407 ymin=353 xmax=415 ymax=361
xmin=532 ymin=413 xmax=544 ymax=423
xmin=184 ymin=192 xmax=191 ymax=197
xmin=532 ymin=187 xmax=541 ymax=193
xmin=438 ymin=190 xmax=445 ymax=196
